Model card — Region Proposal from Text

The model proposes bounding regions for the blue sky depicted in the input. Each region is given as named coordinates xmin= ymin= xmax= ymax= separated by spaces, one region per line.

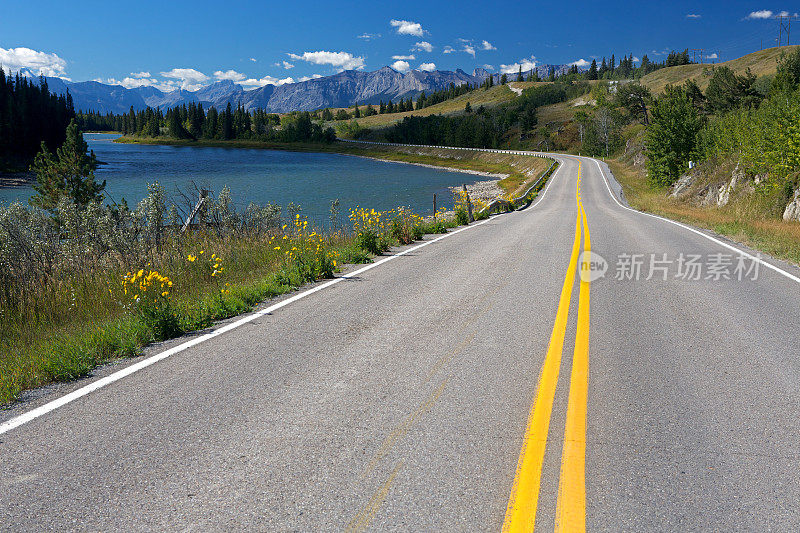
xmin=0 ymin=0 xmax=797 ymax=91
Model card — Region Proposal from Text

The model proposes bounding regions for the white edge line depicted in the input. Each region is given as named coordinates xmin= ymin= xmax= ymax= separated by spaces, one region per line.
xmin=1 ymin=142 xmax=567 ymax=436
xmin=590 ymin=157 xmax=800 ymax=285
xmin=0 ymin=218 xmax=492 ymax=436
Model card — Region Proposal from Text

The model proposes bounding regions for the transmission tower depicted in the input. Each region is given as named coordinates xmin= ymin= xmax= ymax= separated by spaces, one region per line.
xmin=778 ymin=14 xmax=791 ymax=46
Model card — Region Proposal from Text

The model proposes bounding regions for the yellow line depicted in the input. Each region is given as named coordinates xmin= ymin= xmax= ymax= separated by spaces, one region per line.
xmin=554 ymin=200 xmax=591 ymax=533
xmin=347 ymin=461 xmax=404 ymax=533
xmin=502 ymin=173 xmax=583 ymax=533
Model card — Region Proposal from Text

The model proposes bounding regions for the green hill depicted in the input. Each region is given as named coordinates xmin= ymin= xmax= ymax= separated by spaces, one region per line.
xmin=332 ymin=82 xmax=547 ymax=130
xmin=641 ymin=45 xmax=799 ymax=94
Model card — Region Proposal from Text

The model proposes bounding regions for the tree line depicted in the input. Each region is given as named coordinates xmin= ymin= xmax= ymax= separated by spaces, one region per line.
xmin=77 ymin=103 xmax=335 ymax=143
xmin=0 ymin=68 xmax=75 ymax=171
xmin=317 ymin=82 xmax=481 ymax=122
xmin=383 ymin=82 xmax=589 ymax=148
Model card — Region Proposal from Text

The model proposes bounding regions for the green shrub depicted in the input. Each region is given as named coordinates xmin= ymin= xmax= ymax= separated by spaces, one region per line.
xmin=455 ymin=207 xmax=469 ymax=225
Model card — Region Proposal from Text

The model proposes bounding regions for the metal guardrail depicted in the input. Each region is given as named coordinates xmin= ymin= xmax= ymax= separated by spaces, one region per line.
xmin=337 ymin=138 xmax=559 ymax=216
xmin=478 ymin=159 xmax=558 ymax=215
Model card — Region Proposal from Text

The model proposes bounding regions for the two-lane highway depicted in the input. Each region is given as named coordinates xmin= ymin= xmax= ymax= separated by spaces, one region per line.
xmin=2 ymin=150 xmax=800 ymax=531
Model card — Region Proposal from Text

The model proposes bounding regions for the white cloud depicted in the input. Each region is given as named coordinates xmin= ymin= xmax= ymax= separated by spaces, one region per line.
xmin=275 ymin=60 xmax=294 ymax=69
xmin=463 ymin=45 xmax=476 ymax=57
xmin=392 ymin=54 xmax=415 ymax=60
xmin=213 ymin=69 xmax=246 ymax=82
xmin=298 ymin=74 xmax=324 ymax=82
xmin=0 ymin=46 xmax=68 ymax=77
xmin=632 ymin=56 xmax=641 ymax=63
xmin=390 ymin=19 xmax=425 ymax=37
xmin=357 ymin=33 xmax=381 ymax=40
xmin=443 ymin=46 xmax=455 ymax=54
xmin=569 ymin=58 xmax=590 ymax=68
xmin=418 ymin=62 xmax=436 ymax=71
xmin=288 ymin=50 xmax=365 ymax=70
xmin=122 ymin=77 xmax=161 ymax=89
xmin=240 ymin=75 xmax=295 ymax=88
xmin=706 ymin=53 xmax=719 ymax=59
xmin=746 ymin=10 xmax=773 ymax=19
xmin=481 ymin=40 xmax=497 ymax=51
xmin=500 ymin=56 xmax=537 ymax=73
xmin=391 ymin=60 xmax=411 ymax=72
xmin=130 ymin=71 xmax=151 ymax=78
xmin=98 ymin=76 xmax=171 ymax=91
xmin=250 ymin=57 xmax=257 ymax=62
xmin=483 ymin=64 xmax=495 ymax=70
xmin=413 ymin=41 xmax=434 ymax=52
xmin=160 ymin=68 xmax=210 ymax=90
xmin=686 ymin=13 xmax=701 ymax=18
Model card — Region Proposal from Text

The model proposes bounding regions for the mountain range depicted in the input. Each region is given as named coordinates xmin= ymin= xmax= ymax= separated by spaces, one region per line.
xmin=25 ymin=64 xmax=575 ymax=114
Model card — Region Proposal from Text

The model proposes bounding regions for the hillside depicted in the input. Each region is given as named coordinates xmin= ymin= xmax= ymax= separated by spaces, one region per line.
xmin=339 ymin=82 xmax=546 ymax=131
xmin=641 ymin=45 xmax=799 ymax=94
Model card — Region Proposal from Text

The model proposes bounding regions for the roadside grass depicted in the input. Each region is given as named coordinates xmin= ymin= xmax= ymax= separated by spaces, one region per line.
xmin=607 ymin=159 xmax=800 ymax=265
xmin=0 ymin=208 xmax=470 ymax=405
xmin=640 ymin=46 xmax=798 ymax=94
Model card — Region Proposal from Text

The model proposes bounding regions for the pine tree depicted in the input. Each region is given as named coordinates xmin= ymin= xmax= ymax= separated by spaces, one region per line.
xmin=222 ymin=103 xmax=233 ymax=140
xmin=517 ymin=66 xmax=524 ymax=82
xmin=588 ymin=60 xmax=599 ymax=80
xmin=30 ymin=119 xmax=105 ymax=209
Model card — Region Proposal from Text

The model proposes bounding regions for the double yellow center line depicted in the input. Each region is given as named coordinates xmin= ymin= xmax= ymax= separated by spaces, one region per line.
xmin=503 ymin=162 xmax=592 ymax=533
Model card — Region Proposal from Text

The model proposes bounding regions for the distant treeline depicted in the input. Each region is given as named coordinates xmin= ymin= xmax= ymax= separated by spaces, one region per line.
xmin=0 ymin=68 xmax=75 ymax=170
xmin=77 ymin=102 xmax=336 ymax=143
xmin=385 ymin=82 xmax=589 ymax=148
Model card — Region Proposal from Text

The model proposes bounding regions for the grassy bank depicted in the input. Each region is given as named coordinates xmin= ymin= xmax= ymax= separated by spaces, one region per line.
xmin=607 ymin=159 xmax=800 ymax=265
xmin=0 ymin=199 xmax=468 ymax=405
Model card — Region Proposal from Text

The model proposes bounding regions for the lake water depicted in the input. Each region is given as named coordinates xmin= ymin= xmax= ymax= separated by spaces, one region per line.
xmin=0 ymin=134 xmax=474 ymax=226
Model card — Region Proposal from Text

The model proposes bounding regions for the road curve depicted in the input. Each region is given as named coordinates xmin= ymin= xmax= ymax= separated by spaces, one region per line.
xmin=2 ymin=149 xmax=800 ymax=531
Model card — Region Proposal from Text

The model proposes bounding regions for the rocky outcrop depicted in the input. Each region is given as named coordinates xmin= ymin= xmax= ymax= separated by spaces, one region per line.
xmin=696 ymin=163 xmax=753 ymax=207
xmin=783 ymin=188 xmax=800 ymax=221
xmin=670 ymin=174 xmax=693 ymax=198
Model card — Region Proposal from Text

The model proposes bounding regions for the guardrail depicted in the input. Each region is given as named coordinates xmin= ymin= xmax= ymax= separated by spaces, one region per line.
xmin=337 ymin=138 xmax=559 ymax=217
xmin=478 ymin=158 xmax=558 ymax=215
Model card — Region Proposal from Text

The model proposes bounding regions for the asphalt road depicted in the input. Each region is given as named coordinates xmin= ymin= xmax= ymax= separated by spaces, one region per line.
xmin=2 ymin=152 xmax=800 ymax=531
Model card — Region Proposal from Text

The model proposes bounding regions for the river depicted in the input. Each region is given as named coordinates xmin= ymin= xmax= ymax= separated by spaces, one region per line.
xmin=0 ymin=134 xmax=482 ymax=225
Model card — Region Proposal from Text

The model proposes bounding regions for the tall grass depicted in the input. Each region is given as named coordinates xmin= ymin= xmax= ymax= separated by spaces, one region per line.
xmin=0 ymin=186 xmax=467 ymax=404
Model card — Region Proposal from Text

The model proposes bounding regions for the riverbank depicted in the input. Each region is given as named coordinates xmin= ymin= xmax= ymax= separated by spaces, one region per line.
xmin=0 ymin=170 xmax=34 ymax=188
